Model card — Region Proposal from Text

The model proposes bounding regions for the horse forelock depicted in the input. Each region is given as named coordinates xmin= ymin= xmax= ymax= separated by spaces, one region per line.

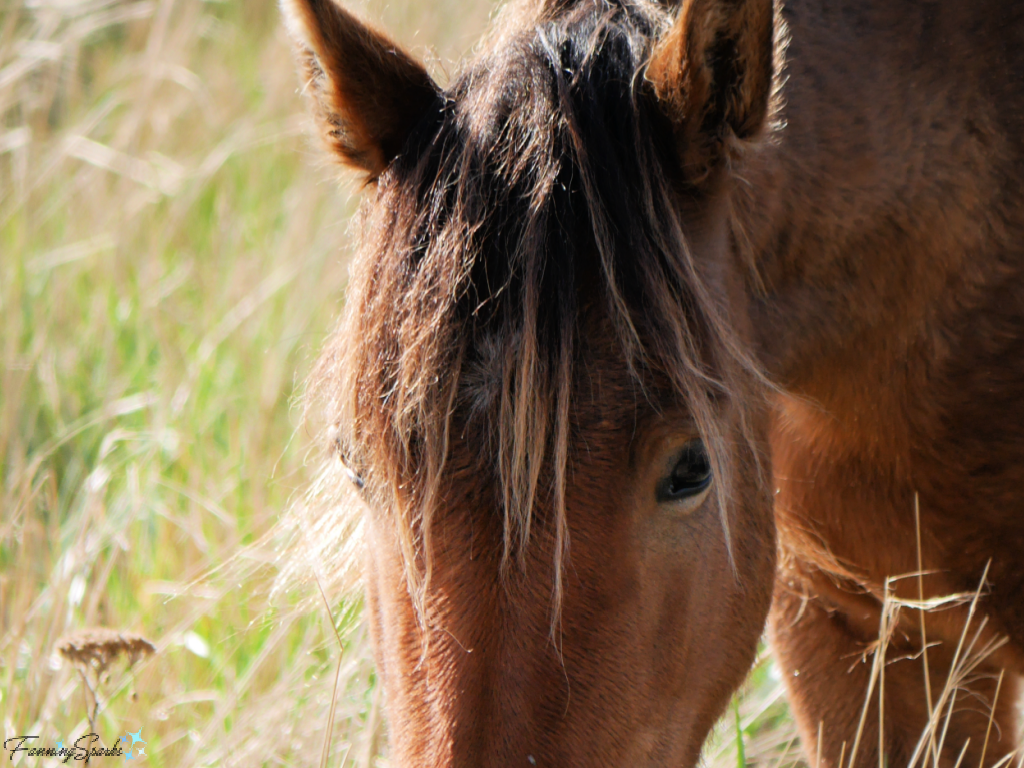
xmin=302 ymin=0 xmax=769 ymax=619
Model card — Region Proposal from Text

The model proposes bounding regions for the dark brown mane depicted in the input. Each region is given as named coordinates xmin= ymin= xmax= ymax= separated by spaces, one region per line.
xmin=307 ymin=0 xmax=769 ymax=611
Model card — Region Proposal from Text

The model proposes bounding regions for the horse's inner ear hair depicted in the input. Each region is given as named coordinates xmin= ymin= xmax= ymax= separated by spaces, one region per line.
xmin=646 ymin=0 xmax=774 ymax=177
xmin=281 ymin=0 xmax=439 ymax=182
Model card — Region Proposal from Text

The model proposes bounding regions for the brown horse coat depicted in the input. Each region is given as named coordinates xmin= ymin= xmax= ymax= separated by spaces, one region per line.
xmin=282 ymin=0 xmax=1024 ymax=765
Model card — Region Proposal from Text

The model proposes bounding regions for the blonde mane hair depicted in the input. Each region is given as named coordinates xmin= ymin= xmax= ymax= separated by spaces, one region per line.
xmin=301 ymin=0 xmax=769 ymax=622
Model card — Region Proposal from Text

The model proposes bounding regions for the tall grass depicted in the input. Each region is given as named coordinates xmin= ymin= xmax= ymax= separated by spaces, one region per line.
xmin=0 ymin=1 xmax=494 ymax=764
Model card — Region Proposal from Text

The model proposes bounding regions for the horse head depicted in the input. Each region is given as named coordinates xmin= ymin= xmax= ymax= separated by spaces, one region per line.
xmin=284 ymin=0 xmax=778 ymax=764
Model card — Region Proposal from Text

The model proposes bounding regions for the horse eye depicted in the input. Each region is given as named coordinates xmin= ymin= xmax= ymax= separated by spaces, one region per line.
xmin=657 ymin=440 xmax=712 ymax=502
xmin=338 ymin=452 xmax=365 ymax=490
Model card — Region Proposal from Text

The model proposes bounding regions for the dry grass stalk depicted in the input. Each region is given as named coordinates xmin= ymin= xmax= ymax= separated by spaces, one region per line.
xmin=977 ymin=669 xmax=1006 ymax=768
xmin=903 ymin=567 xmax=1012 ymax=768
xmin=842 ymin=500 xmax=1016 ymax=768
xmin=704 ymin=492 xmax=1020 ymax=768
xmin=57 ymin=628 xmax=156 ymax=732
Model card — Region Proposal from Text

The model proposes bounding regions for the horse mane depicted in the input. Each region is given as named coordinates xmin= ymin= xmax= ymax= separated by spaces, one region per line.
xmin=302 ymin=0 xmax=772 ymax=618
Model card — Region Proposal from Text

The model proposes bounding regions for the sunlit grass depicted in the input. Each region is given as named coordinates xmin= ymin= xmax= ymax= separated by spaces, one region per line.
xmin=0 ymin=1 xmax=492 ymax=764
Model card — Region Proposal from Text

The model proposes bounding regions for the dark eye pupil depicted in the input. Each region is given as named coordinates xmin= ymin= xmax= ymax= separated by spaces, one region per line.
xmin=338 ymin=451 xmax=365 ymax=490
xmin=658 ymin=442 xmax=712 ymax=502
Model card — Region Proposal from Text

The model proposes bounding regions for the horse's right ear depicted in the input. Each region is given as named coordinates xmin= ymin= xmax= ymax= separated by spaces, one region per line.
xmin=646 ymin=0 xmax=774 ymax=180
xmin=281 ymin=0 xmax=439 ymax=182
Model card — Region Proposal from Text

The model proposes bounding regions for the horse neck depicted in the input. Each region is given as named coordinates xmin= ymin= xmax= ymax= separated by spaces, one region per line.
xmin=734 ymin=0 xmax=1017 ymax=444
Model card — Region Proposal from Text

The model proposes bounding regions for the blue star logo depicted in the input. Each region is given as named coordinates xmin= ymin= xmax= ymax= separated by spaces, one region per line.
xmin=56 ymin=741 xmax=64 ymax=751
xmin=123 ymin=728 xmax=146 ymax=761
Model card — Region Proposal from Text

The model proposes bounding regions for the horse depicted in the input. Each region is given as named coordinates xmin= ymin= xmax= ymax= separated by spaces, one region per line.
xmin=281 ymin=0 xmax=1024 ymax=765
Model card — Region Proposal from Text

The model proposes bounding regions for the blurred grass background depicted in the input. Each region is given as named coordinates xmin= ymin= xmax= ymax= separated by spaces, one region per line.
xmin=0 ymin=0 xmax=800 ymax=765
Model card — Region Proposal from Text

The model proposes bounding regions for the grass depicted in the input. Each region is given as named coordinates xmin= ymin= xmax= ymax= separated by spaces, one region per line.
xmin=0 ymin=0 xmax=498 ymax=763
xmin=0 ymin=1 xmax=1013 ymax=767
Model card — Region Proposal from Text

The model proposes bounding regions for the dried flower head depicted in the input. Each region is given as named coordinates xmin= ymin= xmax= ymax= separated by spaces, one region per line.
xmin=57 ymin=628 xmax=156 ymax=732
xmin=58 ymin=628 xmax=155 ymax=676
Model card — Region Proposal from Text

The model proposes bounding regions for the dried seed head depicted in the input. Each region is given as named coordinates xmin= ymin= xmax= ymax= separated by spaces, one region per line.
xmin=57 ymin=628 xmax=156 ymax=675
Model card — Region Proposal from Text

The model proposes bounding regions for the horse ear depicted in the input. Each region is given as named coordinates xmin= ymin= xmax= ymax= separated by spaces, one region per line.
xmin=281 ymin=0 xmax=439 ymax=181
xmin=646 ymin=0 xmax=774 ymax=179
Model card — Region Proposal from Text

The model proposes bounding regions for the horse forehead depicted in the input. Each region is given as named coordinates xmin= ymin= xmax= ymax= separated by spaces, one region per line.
xmin=450 ymin=7 xmax=645 ymax=124
xmin=452 ymin=50 xmax=552 ymax=136
xmin=459 ymin=323 xmax=656 ymax=434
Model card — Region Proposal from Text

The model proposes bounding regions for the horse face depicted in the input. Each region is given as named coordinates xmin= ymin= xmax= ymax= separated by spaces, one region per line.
xmin=359 ymin=317 xmax=775 ymax=766
xmin=285 ymin=0 xmax=777 ymax=764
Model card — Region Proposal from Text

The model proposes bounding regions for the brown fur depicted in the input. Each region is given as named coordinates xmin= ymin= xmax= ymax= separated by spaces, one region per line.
xmin=647 ymin=0 xmax=775 ymax=178
xmin=281 ymin=0 xmax=438 ymax=180
xmin=282 ymin=0 xmax=1024 ymax=765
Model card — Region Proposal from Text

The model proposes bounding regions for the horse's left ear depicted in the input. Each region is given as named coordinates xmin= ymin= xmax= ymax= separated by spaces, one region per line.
xmin=647 ymin=0 xmax=774 ymax=178
xmin=281 ymin=0 xmax=439 ymax=182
